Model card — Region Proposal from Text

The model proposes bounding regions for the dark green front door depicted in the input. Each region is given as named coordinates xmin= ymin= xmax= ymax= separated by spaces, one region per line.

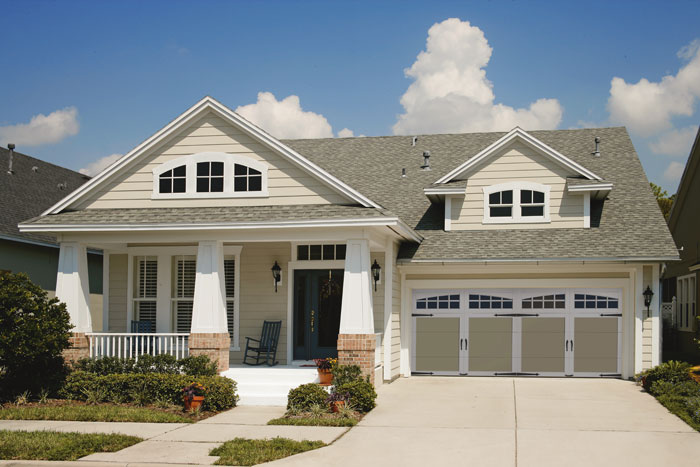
xmin=293 ymin=269 xmax=344 ymax=360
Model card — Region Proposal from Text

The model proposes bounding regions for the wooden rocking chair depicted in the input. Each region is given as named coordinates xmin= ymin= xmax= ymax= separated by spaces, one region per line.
xmin=243 ymin=320 xmax=282 ymax=366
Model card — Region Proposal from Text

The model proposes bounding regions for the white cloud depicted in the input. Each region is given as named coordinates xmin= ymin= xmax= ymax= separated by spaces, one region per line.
xmin=0 ymin=107 xmax=79 ymax=146
xmin=235 ymin=92 xmax=334 ymax=139
xmin=337 ymin=128 xmax=354 ymax=138
xmin=607 ymin=39 xmax=700 ymax=136
xmin=649 ymin=126 xmax=698 ymax=157
xmin=663 ymin=161 xmax=685 ymax=183
xmin=79 ymin=153 xmax=123 ymax=176
xmin=392 ymin=18 xmax=563 ymax=135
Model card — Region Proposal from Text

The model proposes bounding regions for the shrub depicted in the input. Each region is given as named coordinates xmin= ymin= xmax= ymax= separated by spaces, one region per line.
xmin=73 ymin=354 xmax=217 ymax=376
xmin=638 ymin=361 xmax=693 ymax=392
xmin=60 ymin=371 xmax=238 ymax=411
xmin=331 ymin=364 xmax=362 ymax=387
xmin=335 ymin=379 xmax=376 ymax=413
xmin=0 ymin=272 xmax=72 ymax=400
xmin=649 ymin=380 xmax=700 ymax=398
xmin=287 ymin=384 xmax=328 ymax=411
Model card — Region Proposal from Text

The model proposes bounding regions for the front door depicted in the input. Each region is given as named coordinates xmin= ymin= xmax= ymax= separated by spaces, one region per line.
xmin=294 ymin=269 xmax=344 ymax=360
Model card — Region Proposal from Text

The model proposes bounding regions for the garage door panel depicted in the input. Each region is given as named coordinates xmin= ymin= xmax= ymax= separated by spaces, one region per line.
xmin=468 ymin=318 xmax=512 ymax=372
xmin=414 ymin=317 xmax=461 ymax=373
xmin=521 ymin=317 xmax=565 ymax=373
xmin=574 ymin=317 xmax=619 ymax=374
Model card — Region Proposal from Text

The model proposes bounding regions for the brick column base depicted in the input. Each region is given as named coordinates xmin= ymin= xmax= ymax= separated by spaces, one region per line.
xmin=63 ymin=332 xmax=90 ymax=364
xmin=337 ymin=334 xmax=376 ymax=385
xmin=189 ymin=333 xmax=230 ymax=373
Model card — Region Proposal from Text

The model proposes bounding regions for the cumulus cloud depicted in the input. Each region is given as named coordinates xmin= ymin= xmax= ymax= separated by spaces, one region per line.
xmin=393 ymin=18 xmax=563 ymax=135
xmin=337 ymin=128 xmax=355 ymax=138
xmin=663 ymin=161 xmax=685 ymax=183
xmin=79 ymin=153 xmax=123 ymax=177
xmin=607 ymin=39 xmax=700 ymax=136
xmin=649 ymin=126 xmax=698 ymax=157
xmin=0 ymin=107 xmax=79 ymax=146
xmin=235 ymin=92 xmax=334 ymax=139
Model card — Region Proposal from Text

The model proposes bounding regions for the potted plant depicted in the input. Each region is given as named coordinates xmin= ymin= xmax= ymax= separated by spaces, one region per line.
xmin=314 ymin=358 xmax=337 ymax=385
xmin=182 ymin=382 xmax=207 ymax=411
xmin=327 ymin=391 xmax=349 ymax=413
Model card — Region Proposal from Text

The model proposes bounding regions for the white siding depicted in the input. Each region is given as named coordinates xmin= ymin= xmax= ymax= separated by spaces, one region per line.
xmin=391 ymin=255 xmax=401 ymax=378
xmin=77 ymin=112 xmax=351 ymax=209
xmin=451 ymin=141 xmax=584 ymax=230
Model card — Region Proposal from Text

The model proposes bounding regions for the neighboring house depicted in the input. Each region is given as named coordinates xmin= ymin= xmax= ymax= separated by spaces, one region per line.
xmin=1 ymin=145 xmax=103 ymax=328
xmin=19 ymin=97 xmax=677 ymax=387
xmin=661 ymin=126 xmax=700 ymax=361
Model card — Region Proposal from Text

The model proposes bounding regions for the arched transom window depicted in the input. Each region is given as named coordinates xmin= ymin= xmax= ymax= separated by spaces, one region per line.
xmin=152 ymin=152 xmax=268 ymax=199
xmin=482 ymin=182 xmax=551 ymax=224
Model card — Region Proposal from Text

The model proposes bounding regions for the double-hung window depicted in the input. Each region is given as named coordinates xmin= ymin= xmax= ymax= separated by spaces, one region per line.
xmin=483 ymin=182 xmax=550 ymax=224
xmin=133 ymin=256 xmax=157 ymax=331
xmin=172 ymin=256 xmax=196 ymax=333
xmin=677 ymin=274 xmax=697 ymax=332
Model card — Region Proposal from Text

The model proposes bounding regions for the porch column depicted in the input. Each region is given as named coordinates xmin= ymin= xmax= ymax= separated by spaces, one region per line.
xmin=190 ymin=240 xmax=230 ymax=372
xmin=56 ymin=242 xmax=92 ymax=362
xmin=338 ymin=239 xmax=376 ymax=384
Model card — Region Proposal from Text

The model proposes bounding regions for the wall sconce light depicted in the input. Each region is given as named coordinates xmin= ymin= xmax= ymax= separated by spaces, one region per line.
xmin=271 ymin=261 xmax=282 ymax=293
xmin=643 ymin=286 xmax=654 ymax=318
xmin=371 ymin=259 xmax=381 ymax=292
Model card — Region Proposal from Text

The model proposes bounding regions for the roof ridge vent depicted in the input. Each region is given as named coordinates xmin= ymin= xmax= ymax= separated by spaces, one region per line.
xmin=592 ymin=136 xmax=601 ymax=157
xmin=412 ymin=136 xmax=418 ymax=147
xmin=421 ymin=151 xmax=431 ymax=170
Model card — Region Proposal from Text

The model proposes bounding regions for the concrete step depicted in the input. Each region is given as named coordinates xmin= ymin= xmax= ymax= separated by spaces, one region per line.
xmin=222 ymin=365 xmax=321 ymax=406
xmin=238 ymin=394 xmax=288 ymax=406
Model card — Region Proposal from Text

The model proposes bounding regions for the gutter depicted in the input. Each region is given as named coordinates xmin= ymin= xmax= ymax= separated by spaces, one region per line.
xmin=398 ymin=255 xmax=680 ymax=265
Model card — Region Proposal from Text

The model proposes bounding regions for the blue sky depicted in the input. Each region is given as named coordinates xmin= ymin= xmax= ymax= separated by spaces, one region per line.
xmin=1 ymin=0 xmax=699 ymax=193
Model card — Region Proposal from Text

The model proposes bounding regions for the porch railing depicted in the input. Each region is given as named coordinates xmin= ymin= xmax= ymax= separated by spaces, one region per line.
xmin=375 ymin=332 xmax=382 ymax=367
xmin=86 ymin=333 xmax=189 ymax=360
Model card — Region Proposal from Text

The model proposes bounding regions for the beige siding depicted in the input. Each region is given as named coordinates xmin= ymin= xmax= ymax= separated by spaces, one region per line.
xmin=230 ymin=242 xmax=290 ymax=364
xmin=391 ymin=250 xmax=401 ymax=378
xmin=642 ymin=317 xmax=653 ymax=370
xmin=108 ymin=254 xmax=128 ymax=332
xmin=451 ymin=141 xmax=584 ymax=230
xmin=77 ymin=112 xmax=351 ymax=209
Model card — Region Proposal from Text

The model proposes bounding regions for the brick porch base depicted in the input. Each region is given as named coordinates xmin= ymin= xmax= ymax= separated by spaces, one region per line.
xmin=63 ymin=332 xmax=90 ymax=363
xmin=337 ymin=333 xmax=376 ymax=385
xmin=189 ymin=332 xmax=230 ymax=373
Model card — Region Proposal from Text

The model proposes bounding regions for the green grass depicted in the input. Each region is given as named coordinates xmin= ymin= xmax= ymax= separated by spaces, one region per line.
xmin=211 ymin=437 xmax=325 ymax=466
xmin=0 ymin=405 xmax=192 ymax=423
xmin=268 ymin=416 xmax=357 ymax=427
xmin=655 ymin=395 xmax=700 ymax=431
xmin=0 ymin=430 xmax=141 ymax=461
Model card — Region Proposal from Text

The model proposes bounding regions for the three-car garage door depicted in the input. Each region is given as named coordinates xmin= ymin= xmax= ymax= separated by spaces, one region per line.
xmin=412 ymin=289 xmax=622 ymax=377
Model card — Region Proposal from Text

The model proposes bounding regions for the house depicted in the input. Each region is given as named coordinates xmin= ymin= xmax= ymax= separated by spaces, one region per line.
xmin=18 ymin=97 xmax=677 ymax=390
xmin=1 ymin=145 xmax=103 ymax=328
xmin=661 ymin=126 xmax=700 ymax=362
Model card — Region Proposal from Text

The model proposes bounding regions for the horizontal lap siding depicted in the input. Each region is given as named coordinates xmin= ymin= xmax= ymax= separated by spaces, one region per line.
xmin=108 ymin=254 xmax=128 ymax=332
xmin=77 ymin=113 xmax=349 ymax=209
xmin=391 ymin=256 xmax=401 ymax=378
xmin=451 ymin=142 xmax=584 ymax=230
xmin=230 ymin=242 xmax=290 ymax=364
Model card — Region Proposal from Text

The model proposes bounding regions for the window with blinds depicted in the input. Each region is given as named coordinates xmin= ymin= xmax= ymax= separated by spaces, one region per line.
xmin=134 ymin=256 xmax=157 ymax=331
xmin=224 ymin=257 xmax=237 ymax=348
xmin=172 ymin=256 xmax=196 ymax=333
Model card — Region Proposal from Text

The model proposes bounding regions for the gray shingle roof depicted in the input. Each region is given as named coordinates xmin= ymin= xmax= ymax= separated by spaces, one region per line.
xmin=283 ymin=127 xmax=678 ymax=261
xmin=0 ymin=147 xmax=90 ymax=244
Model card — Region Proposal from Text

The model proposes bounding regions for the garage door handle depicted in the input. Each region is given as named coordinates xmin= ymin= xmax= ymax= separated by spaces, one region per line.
xmin=465 ymin=338 xmax=468 ymax=350
xmin=460 ymin=338 xmax=463 ymax=350
xmin=571 ymin=340 xmax=573 ymax=351
xmin=565 ymin=340 xmax=569 ymax=351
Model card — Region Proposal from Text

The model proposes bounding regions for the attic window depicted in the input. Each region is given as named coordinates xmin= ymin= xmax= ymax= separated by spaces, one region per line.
xmin=483 ymin=182 xmax=551 ymax=224
xmin=196 ymin=161 xmax=224 ymax=193
xmin=234 ymin=164 xmax=262 ymax=192
xmin=159 ymin=165 xmax=186 ymax=193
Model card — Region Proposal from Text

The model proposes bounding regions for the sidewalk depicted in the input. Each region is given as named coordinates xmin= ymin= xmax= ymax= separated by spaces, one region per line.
xmin=0 ymin=406 xmax=349 ymax=466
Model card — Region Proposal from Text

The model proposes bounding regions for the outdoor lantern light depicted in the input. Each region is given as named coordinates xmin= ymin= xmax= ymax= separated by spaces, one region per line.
xmin=371 ymin=259 xmax=381 ymax=292
xmin=643 ymin=286 xmax=654 ymax=317
xmin=271 ymin=261 xmax=282 ymax=292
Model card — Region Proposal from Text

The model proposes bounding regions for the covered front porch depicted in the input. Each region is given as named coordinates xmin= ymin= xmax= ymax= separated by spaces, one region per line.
xmin=46 ymin=222 xmax=408 ymax=386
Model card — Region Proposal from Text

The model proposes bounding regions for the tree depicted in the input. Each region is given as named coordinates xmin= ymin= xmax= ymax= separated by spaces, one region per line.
xmin=650 ymin=182 xmax=676 ymax=221
xmin=0 ymin=272 xmax=73 ymax=400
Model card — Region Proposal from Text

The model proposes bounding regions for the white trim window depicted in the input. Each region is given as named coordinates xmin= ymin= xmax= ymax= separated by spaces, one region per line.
xmin=677 ymin=274 xmax=697 ymax=332
xmin=482 ymin=182 xmax=551 ymax=224
xmin=172 ymin=255 xmax=196 ymax=333
xmin=152 ymin=152 xmax=269 ymax=199
xmin=133 ymin=256 xmax=157 ymax=330
xmin=224 ymin=255 xmax=239 ymax=349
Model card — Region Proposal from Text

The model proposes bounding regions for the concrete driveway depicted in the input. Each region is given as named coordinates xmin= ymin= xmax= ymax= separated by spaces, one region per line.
xmin=268 ymin=377 xmax=700 ymax=467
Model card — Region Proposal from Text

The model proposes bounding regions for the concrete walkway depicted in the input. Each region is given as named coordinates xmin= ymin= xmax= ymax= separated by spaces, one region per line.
xmin=265 ymin=377 xmax=700 ymax=467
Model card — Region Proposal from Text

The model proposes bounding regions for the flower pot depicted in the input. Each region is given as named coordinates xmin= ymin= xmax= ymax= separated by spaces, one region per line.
xmin=318 ymin=368 xmax=333 ymax=385
xmin=184 ymin=395 xmax=204 ymax=411
xmin=330 ymin=400 xmax=345 ymax=413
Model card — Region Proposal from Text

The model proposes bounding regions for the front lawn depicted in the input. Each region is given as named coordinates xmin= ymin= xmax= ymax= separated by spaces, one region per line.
xmin=268 ymin=413 xmax=358 ymax=427
xmin=0 ymin=400 xmax=194 ymax=423
xmin=0 ymin=430 xmax=141 ymax=461
xmin=210 ymin=437 xmax=325 ymax=466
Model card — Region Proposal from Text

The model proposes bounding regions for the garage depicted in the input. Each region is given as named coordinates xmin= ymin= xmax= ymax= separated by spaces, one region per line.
xmin=411 ymin=289 xmax=622 ymax=377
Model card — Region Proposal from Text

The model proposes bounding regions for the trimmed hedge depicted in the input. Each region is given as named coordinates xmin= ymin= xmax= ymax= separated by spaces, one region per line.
xmin=73 ymin=354 xmax=217 ymax=376
xmin=336 ymin=379 xmax=376 ymax=413
xmin=60 ymin=371 xmax=238 ymax=411
xmin=287 ymin=384 xmax=328 ymax=411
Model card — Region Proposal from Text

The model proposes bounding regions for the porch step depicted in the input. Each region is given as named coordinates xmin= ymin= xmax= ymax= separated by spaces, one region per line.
xmin=221 ymin=365 xmax=320 ymax=406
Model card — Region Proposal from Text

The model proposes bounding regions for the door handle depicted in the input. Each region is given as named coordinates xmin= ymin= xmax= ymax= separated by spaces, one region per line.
xmin=460 ymin=338 xmax=463 ymax=350
xmin=465 ymin=338 xmax=468 ymax=350
xmin=571 ymin=340 xmax=574 ymax=351
xmin=566 ymin=340 xmax=569 ymax=351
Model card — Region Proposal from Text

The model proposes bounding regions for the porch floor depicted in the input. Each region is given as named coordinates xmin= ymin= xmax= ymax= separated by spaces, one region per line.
xmin=221 ymin=362 xmax=320 ymax=406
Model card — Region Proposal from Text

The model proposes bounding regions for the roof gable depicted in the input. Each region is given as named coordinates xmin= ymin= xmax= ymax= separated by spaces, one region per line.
xmin=43 ymin=97 xmax=380 ymax=215
xmin=434 ymin=127 xmax=602 ymax=184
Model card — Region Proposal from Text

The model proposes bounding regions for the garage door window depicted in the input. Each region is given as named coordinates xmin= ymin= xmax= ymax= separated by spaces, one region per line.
xmin=522 ymin=294 xmax=565 ymax=309
xmin=574 ymin=294 xmax=618 ymax=309
xmin=468 ymin=294 xmax=513 ymax=309
xmin=416 ymin=294 xmax=460 ymax=310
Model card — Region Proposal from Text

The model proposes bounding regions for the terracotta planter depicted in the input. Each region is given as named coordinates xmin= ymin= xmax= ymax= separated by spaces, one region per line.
xmin=184 ymin=395 xmax=204 ymax=411
xmin=318 ymin=368 xmax=333 ymax=385
xmin=330 ymin=400 xmax=345 ymax=413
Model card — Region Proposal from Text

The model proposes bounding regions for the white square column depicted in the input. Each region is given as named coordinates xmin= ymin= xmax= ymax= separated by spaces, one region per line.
xmin=339 ymin=239 xmax=375 ymax=334
xmin=191 ymin=240 xmax=228 ymax=333
xmin=56 ymin=242 xmax=92 ymax=333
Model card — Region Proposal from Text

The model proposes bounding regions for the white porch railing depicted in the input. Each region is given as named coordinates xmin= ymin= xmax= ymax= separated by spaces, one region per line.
xmin=86 ymin=333 xmax=189 ymax=360
xmin=375 ymin=332 xmax=383 ymax=367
